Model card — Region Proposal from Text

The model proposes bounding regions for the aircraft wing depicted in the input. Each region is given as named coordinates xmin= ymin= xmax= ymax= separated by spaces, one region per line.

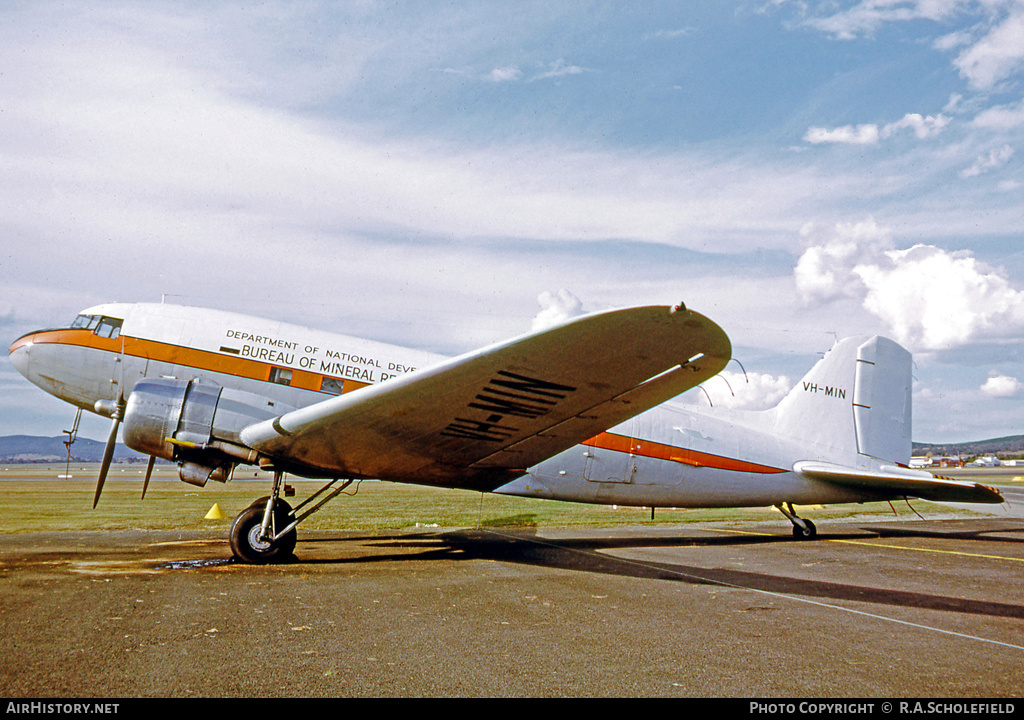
xmin=794 ymin=461 xmax=1005 ymax=504
xmin=241 ymin=304 xmax=730 ymax=490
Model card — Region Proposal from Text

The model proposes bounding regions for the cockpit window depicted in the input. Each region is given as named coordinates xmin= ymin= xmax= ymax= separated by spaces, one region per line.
xmin=71 ymin=314 xmax=100 ymax=330
xmin=94 ymin=317 xmax=123 ymax=339
xmin=69 ymin=313 xmax=123 ymax=338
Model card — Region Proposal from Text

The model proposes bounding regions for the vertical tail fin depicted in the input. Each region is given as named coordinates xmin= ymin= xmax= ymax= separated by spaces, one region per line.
xmin=772 ymin=336 xmax=912 ymax=465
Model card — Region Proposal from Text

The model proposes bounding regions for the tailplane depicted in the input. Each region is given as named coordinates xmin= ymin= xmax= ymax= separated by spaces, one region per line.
xmin=771 ymin=336 xmax=912 ymax=465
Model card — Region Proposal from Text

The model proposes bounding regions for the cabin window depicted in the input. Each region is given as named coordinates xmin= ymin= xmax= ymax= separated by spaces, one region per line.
xmin=320 ymin=377 xmax=344 ymax=395
xmin=269 ymin=367 xmax=293 ymax=386
xmin=94 ymin=316 xmax=122 ymax=339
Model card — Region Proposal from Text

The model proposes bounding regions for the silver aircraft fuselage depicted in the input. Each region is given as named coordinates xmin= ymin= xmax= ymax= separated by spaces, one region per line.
xmin=12 ymin=302 xmax=1003 ymax=513
xmin=10 ymin=302 xmax=872 ymax=508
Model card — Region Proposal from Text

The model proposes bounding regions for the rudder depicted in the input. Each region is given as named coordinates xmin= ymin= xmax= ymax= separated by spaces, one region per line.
xmin=852 ymin=336 xmax=912 ymax=465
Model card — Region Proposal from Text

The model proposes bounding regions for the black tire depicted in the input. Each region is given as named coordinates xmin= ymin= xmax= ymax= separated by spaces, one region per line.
xmin=229 ymin=502 xmax=297 ymax=564
xmin=792 ymin=519 xmax=817 ymax=540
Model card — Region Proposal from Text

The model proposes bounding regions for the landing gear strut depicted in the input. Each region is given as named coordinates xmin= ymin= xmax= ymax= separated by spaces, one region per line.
xmin=775 ymin=502 xmax=817 ymax=540
xmin=229 ymin=470 xmax=355 ymax=563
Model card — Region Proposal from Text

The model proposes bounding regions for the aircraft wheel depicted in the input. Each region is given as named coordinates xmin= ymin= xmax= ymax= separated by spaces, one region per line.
xmin=792 ymin=519 xmax=817 ymax=540
xmin=229 ymin=503 xmax=297 ymax=564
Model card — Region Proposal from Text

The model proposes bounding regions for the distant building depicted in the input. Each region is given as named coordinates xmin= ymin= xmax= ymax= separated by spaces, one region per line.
xmin=911 ymin=455 xmax=964 ymax=468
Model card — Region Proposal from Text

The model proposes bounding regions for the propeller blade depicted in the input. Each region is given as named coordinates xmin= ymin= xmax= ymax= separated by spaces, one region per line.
xmin=93 ymin=409 xmax=122 ymax=509
xmin=141 ymin=455 xmax=156 ymax=500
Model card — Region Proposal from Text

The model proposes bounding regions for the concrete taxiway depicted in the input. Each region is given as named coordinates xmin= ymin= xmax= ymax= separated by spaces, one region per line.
xmin=1 ymin=516 xmax=1022 ymax=698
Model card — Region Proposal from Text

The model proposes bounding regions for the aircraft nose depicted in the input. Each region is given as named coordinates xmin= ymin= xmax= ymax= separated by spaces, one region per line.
xmin=9 ymin=333 xmax=35 ymax=380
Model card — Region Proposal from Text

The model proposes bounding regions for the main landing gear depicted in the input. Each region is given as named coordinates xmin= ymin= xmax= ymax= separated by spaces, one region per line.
xmin=775 ymin=502 xmax=817 ymax=540
xmin=228 ymin=470 xmax=354 ymax=564
xmin=229 ymin=498 xmax=297 ymax=563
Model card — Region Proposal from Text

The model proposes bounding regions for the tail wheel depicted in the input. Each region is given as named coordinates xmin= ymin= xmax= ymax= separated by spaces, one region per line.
xmin=792 ymin=519 xmax=817 ymax=540
xmin=229 ymin=500 xmax=297 ymax=564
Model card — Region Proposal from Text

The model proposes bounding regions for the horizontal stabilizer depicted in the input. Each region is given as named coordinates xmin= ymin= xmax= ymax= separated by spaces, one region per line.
xmin=794 ymin=461 xmax=1005 ymax=505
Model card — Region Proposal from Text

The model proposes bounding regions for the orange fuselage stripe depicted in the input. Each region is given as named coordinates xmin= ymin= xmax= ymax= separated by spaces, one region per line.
xmin=16 ymin=329 xmax=370 ymax=394
xmin=583 ymin=432 xmax=785 ymax=474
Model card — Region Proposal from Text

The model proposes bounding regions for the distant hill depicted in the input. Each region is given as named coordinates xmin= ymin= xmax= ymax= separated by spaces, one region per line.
xmin=913 ymin=435 xmax=1024 ymax=458
xmin=0 ymin=435 xmax=142 ymax=463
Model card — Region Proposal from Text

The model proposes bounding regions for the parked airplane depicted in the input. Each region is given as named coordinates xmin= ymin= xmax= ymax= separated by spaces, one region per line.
xmin=9 ymin=301 xmax=1004 ymax=562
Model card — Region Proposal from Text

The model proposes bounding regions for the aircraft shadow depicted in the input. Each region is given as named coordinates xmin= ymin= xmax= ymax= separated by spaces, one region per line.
xmin=294 ymin=525 xmax=1024 ymax=620
xmin=863 ymin=522 xmax=1024 ymax=544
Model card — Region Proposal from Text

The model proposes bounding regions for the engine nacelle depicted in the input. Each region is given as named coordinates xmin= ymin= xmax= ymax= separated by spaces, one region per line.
xmin=122 ymin=377 xmax=294 ymax=486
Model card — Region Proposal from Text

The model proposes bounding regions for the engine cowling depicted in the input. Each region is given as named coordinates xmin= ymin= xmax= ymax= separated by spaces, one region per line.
xmin=122 ymin=377 xmax=294 ymax=486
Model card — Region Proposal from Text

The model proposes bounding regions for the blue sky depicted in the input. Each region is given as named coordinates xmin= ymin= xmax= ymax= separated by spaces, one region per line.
xmin=2 ymin=0 xmax=1024 ymax=444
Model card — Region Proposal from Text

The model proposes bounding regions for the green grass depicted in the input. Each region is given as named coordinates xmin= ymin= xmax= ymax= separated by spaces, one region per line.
xmin=1 ymin=462 xmax=1008 ymax=535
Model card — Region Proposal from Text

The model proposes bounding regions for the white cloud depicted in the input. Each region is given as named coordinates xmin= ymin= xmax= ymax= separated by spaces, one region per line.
xmin=794 ymin=218 xmax=893 ymax=302
xmin=933 ymin=30 xmax=974 ymax=51
xmin=804 ymin=113 xmax=949 ymax=145
xmin=953 ymin=6 xmax=1024 ymax=90
xmin=980 ymin=372 xmax=1024 ymax=398
xmin=488 ymin=65 xmax=522 ymax=82
xmin=803 ymin=1 xmax=1024 ymax=90
xmin=487 ymin=60 xmax=587 ymax=84
xmin=643 ymin=28 xmax=696 ymax=41
xmin=961 ymin=144 xmax=1015 ymax=177
xmin=972 ymin=97 xmax=1024 ymax=129
xmin=700 ymin=370 xmax=793 ymax=410
xmin=882 ymin=112 xmax=950 ymax=139
xmin=0 ymin=35 xmax=775 ymax=256
xmin=532 ymin=289 xmax=585 ymax=332
xmin=795 ymin=219 xmax=1024 ymax=351
xmin=804 ymin=123 xmax=880 ymax=145
xmin=533 ymin=59 xmax=587 ymax=81
xmin=853 ymin=245 xmax=1024 ymax=350
xmin=803 ymin=0 xmax=967 ymax=40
